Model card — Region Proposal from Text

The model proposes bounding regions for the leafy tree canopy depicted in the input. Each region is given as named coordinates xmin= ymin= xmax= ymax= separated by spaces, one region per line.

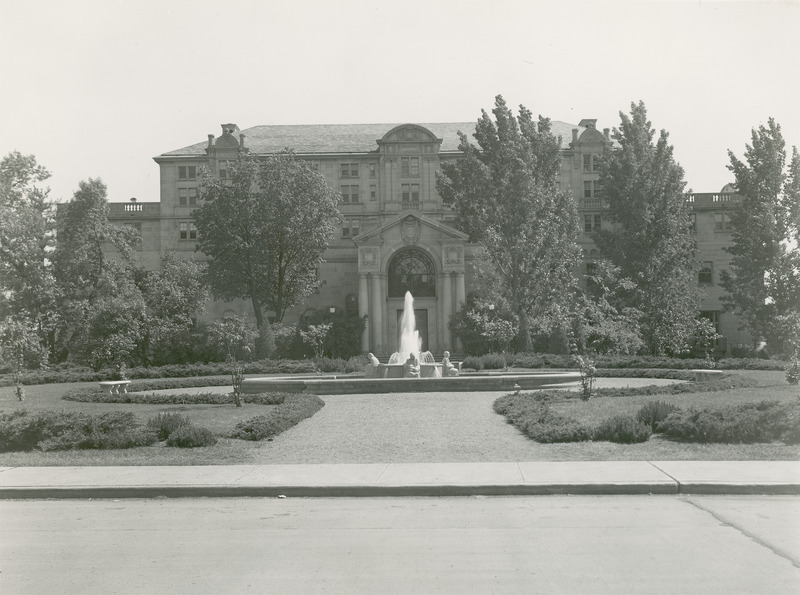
xmin=436 ymin=95 xmax=582 ymax=350
xmin=194 ymin=152 xmax=342 ymax=327
xmin=595 ymin=101 xmax=698 ymax=355
xmin=721 ymin=118 xmax=800 ymax=350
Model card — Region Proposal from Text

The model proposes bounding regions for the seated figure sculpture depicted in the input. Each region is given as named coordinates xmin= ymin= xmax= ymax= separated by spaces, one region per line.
xmin=403 ymin=353 xmax=421 ymax=378
xmin=365 ymin=352 xmax=381 ymax=378
xmin=442 ymin=350 xmax=459 ymax=377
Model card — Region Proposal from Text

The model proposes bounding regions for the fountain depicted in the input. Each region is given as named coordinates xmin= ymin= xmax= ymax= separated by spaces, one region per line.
xmin=240 ymin=291 xmax=582 ymax=394
xmin=384 ymin=292 xmax=441 ymax=378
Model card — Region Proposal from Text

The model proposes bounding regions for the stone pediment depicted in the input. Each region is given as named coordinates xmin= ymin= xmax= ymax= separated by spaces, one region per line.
xmin=379 ymin=124 xmax=441 ymax=146
xmin=354 ymin=212 xmax=468 ymax=245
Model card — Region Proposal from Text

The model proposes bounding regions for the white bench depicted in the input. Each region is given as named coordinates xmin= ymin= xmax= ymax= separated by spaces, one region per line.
xmin=99 ymin=380 xmax=131 ymax=394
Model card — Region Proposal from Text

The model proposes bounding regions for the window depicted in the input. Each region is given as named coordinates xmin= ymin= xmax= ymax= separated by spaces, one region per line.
xmin=342 ymin=219 xmax=360 ymax=238
xmin=401 ymin=157 xmax=419 ymax=177
xmin=388 ymin=248 xmax=436 ymax=297
xmin=699 ymin=262 xmax=713 ymax=284
xmin=690 ymin=213 xmax=697 ymax=232
xmin=219 ymin=168 xmax=228 ymax=180
xmin=586 ymin=261 xmax=598 ymax=276
xmin=583 ymin=180 xmax=594 ymax=198
xmin=714 ymin=212 xmax=732 ymax=232
xmin=370 ymin=184 xmax=377 ymax=201
xmin=179 ymin=221 xmax=197 ymax=240
xmin=584 ymin=214 xmax=601 ymax=232
xmin=401 ymin=183 xmax=420 ymax=202
xmin=341 ymin=184 xmax=360 ymax=203
xmin=178 ymin=188 xmax=198 ymax=206
xmin=178 ymin=166 xmax=197 ymax=180
xmin=583 ymin=153 xmax=600 ymax=172
xmin=340 ymin=163 xmax=359 ymax=178
xmin=342 ymin=222 xmax=350 ymax=238
xmin=369 ymin=163 xmax=376 ymax=178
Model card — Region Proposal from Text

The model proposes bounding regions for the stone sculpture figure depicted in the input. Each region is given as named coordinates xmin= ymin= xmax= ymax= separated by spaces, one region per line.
xmin=442 ymin=350 xmax=459 ymax=377
xmin=403 ymin=353 xmax=421 ymax=378
xmin=365 ymin=352 xmax=381 ymax=378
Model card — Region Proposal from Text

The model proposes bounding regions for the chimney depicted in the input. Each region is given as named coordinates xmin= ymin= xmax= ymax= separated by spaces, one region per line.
xmin=239 ymin=133 xmax=245 ymax=149
xmin=207 ymin=134 xmax=214 ymax=149
xmin=603 ymin=128 xmax=610 ymax=140
xmin=221 ymin=123 xmax=239 ymax=135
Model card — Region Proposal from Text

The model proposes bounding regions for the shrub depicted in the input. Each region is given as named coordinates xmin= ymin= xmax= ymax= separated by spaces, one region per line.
xmin=63 ymin=389 xmax=288 ymax=405
xmin=147 ymin=412 xmax=191 ymax=440
xmin=494 ymin=393 xmax=592 ymax=443
xmin=657 ymin=400 xmax=800 ymax=444
xmin=593 ymin=415 xmax=652 ymax=443
xmin=165 ymin=424 xmax=218 ymax=447
xmin=0 ymin=410 xmax=158 ymax=451
xmin=525 ymin=416 xmax=593 ymax=443
xmin=636 ymin=401 xmax=682 ymax=430
xmin=786 ymin=358 xmax=800 ymax=385
xmin=229 ymin=394 xmax=324 ymax=441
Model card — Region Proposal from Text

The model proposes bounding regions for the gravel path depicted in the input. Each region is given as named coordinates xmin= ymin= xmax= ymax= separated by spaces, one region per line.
xmin=252 ymin=378 xmax=681 ymax=464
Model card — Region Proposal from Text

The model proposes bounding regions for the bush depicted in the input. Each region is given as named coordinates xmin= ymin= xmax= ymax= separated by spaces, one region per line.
xmin=657 ymin=400 xmax=800 ymax=444
xmin=229 ymin=394 xmax=324 ymax=441
xmin=786 ymin=358 xmax=800 ymax=385
xmin=0 ymin=410 xmax=158 ymax=452
xmin=636 ymin=401 xmax=681 ymax=430
xmin=494 ymin=393 xmax=592 ymax=443
xmin=593 ymin=415 xmax=652 ymax=443
xmin=165 ymin=424 xmax=217 ymax=447
xmin=63 ymin=389 xmax=288 ymax=405
xmin=147 ymin=412 xmax=190 ymax=440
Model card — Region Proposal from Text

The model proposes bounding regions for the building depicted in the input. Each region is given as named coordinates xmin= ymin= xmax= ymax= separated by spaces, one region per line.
xmin=107 ymin=120 xmax=749 ymax=356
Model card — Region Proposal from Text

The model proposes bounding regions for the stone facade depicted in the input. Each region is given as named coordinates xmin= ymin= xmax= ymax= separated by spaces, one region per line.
xmin=103 ymin=120 xmax=749 ymax=356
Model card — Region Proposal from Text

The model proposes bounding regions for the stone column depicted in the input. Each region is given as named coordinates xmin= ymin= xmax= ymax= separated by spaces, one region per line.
xmin=455 ymin=272 xmax=466 ymax=352
xmin=441 ymin=272 xmax=453 ymax=350
xmin=371 ymin=273 xmax=384 ymax=355
xmin=359 ymin=273 xmax=370 ymax=353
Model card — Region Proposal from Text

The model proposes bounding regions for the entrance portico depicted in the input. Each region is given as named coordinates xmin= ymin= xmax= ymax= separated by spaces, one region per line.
xmin=355 ymin=212 xmax=468 ymax=358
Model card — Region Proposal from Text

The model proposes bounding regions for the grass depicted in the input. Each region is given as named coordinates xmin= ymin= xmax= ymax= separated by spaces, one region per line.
xmin=0 ymin=378 xmax=322 ymax=466
xmin=0 ymin=369 xmax=798 ymax=466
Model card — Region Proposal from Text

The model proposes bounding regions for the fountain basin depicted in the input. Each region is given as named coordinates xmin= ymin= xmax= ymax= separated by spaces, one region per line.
xmin=381 ymin=363 xmax=442 ymax=378
xmin=241 ymin=371 xmax=581 ymax=395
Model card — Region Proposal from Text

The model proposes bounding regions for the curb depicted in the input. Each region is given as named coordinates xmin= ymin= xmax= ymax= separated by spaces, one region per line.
xmin=2 ymin=483 xmax=799 ymax=500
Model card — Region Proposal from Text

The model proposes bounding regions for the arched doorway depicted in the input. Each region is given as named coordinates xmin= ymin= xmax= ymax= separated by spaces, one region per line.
xmin=387 ymin=248 xmax=436 ymax=352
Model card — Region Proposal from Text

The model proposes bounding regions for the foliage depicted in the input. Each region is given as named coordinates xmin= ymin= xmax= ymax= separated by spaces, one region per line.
xmin=573 ymin=354 xmax=597 ymax=400
xmin=692 ymin=317 xmax=722 ymax=367
xmin=52 ymin=178 xmax=143 ymax=365
xmin=0 ymin=316 xmax=48 ymax=400
xmin=437 ymin=95 xmax=582 ymax=350
xmin=449 ymin=292 xmax=519 ymax=356
xmin=146 ymin=412 xmax=190 ymax=440
xmin=209 ymin=316 xmax=255 ymax=407
xmin=0 ymin=152 xmax=57 ymax=337
xmin=593 ymin=415 xmax=652 ymax=443
xmin=300 ymin=323 xmax=332 ymax=360
xmin=229 ymin=394 xmax=325 ymax=441
xmin=493 ymin=395 xmax=592 ymax=443
xmin=165 ymin=424 xmax=218 ymax=448
xmin=573 ymin=260 xmax=644 ymax=355
xmin=786 ymin=358 xmax=800 ymax=386
xmin=657 ymin=400 xmax=800 ymax=444
xmin=721 ymin=119 xmax=800 ymax=350
xmin=194 ymin=152 xmax=342 ymax=332
xmin=0 ymin=410 xmax=158 ymax=452
xmin=636 ymin=400 xmax=681 ymax=430
xmin=595 ymin=101 xmax=699 ymax=355
xmin=63 ymin=388 xmax=288 ymax=405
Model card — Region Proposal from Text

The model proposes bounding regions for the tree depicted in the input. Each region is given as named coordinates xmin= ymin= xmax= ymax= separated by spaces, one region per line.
xmin=0 ymin=152 xmax=57 ymax=337
xmin=721 ymin=118 xmax=800 ymax=351
xmin=594 ymin=101 xmax=698 ymax=355
xmin=0 ymin=316 xmax=48 ymax=401
xmin=436 ymin=95 xmax=582 ymax=351
xmin=140 ymin=252 xmax=209 ymax=364
xmin=194 ymin=153 xmax=342 ymax=350
xmin=52 ymin=178 xmax=141 ymax=363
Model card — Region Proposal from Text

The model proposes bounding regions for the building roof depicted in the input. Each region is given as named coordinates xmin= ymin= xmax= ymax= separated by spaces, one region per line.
xmin=159 ymin=120 xmax=590 ymax=157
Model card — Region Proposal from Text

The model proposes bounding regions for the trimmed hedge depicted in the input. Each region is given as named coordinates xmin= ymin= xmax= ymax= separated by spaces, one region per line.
xmin=230 ymin=394 xmax=325 ymax=441
xmin=62 ymin=389 xmax=289 ymax=405
xmin=165 ymin=424 xmax=218 ymax=447
xmin=0 ymin=410 xmax=159 ymax=452
xmin=594 ymin=415 xmax=652 ymax=443
xmin=636 ymin=401 xmax=681 ymax=430
xmin=657 ymin=400 xmax=800 ymax=444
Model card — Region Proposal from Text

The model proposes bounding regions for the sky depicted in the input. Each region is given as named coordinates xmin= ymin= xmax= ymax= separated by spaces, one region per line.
xmin=1 ymin=0 xmax=799 ymax=203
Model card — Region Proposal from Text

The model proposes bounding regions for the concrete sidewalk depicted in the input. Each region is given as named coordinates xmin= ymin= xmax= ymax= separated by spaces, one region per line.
xmin=0 ymin=461 xmax=798 ymax=498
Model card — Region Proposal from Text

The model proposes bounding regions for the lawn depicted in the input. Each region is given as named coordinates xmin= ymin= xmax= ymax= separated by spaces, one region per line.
xmin=0 ymin=370 xmax=797 ymax=466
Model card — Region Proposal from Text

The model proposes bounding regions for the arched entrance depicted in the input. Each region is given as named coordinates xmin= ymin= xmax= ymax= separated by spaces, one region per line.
xmin=387 ymin=248 xmax=436 ymax=352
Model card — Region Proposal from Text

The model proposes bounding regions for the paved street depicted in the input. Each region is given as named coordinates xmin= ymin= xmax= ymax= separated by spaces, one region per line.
xmin=2 ymin=495 xmax=798 ymax=594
